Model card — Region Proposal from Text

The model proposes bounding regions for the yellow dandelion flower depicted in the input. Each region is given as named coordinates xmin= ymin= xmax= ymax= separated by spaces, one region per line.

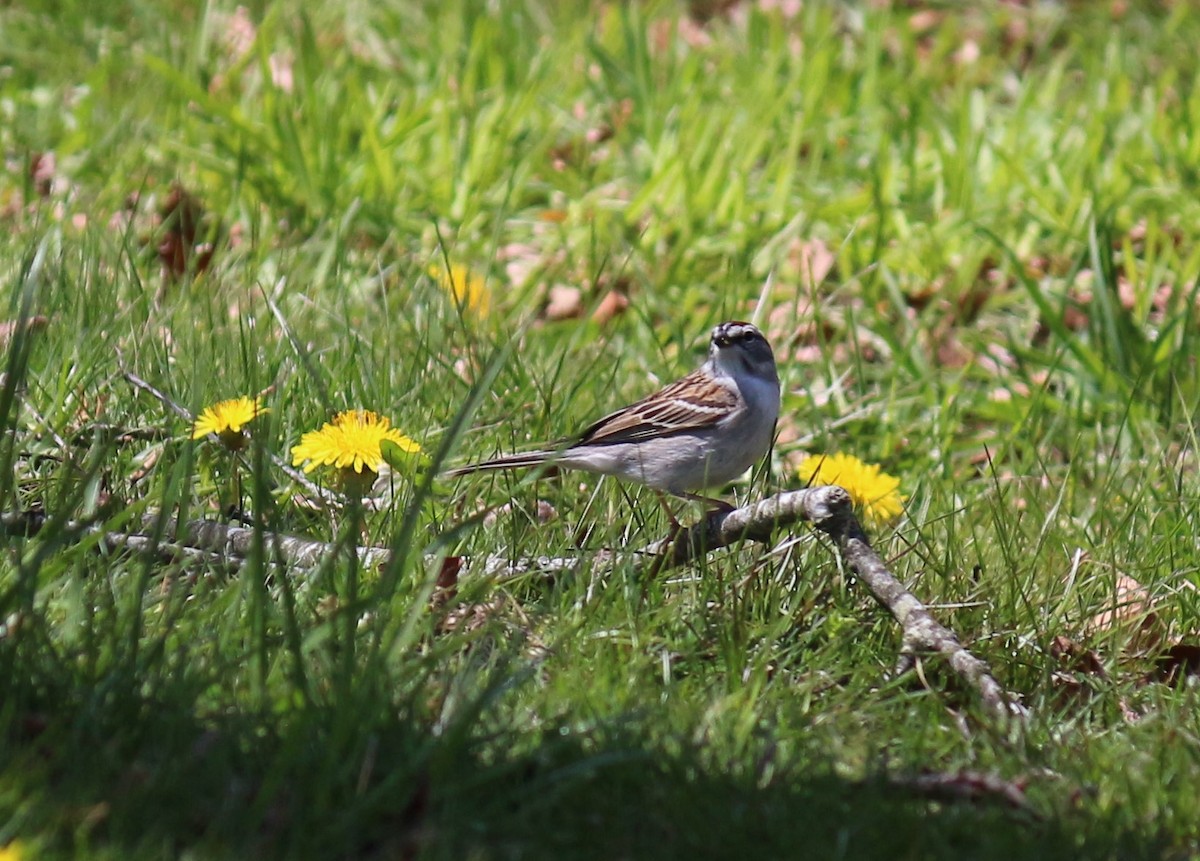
xmin=291 ymin=410 xmax=421 ymax=478
xmin=798 ymin=452 xmax=905 ymax=527
xmin=191 ymin=396 xmax=267 ymax=451
xmin=0 ymin=841 xmax=26 ymax=861
xmin=429 ymin=263 xmax=491 ymax=318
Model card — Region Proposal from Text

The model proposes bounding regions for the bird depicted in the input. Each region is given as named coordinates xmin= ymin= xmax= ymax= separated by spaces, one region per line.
xmin=446 ymin=321 xmax=780 ymax=513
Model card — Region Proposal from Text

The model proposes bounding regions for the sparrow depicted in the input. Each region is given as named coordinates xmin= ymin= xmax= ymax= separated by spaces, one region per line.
xmin=447 ymin=321 xmax=780 ymax=510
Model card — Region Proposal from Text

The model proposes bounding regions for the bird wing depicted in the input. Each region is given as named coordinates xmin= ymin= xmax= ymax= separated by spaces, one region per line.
xmin=576 ymin=371 xmax=738 ymax=445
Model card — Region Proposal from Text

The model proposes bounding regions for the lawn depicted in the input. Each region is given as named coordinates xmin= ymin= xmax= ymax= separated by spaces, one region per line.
xmin=2 ymin=0 xmax=1200 ymax=858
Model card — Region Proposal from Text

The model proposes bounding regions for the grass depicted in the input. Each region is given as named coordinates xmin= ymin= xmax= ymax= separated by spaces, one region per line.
xmin=3 ymin=0 xmax=1200 ymax=857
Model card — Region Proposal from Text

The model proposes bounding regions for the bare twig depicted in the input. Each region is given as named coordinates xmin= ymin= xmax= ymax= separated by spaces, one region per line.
xmin=122 ymin=370 xmax=193 ymax=421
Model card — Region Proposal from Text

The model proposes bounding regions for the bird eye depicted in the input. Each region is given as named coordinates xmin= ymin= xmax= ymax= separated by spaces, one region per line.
xmin=713 ymin=323 xmax=761 ymax=348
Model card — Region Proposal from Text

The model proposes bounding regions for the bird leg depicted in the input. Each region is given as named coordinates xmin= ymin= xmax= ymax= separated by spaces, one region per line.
xmin=655 ymin=490 xmax=736 ymax=548
xmin=654 ymin=491 xmax=683 ymax=531
xmin=675 ymin=490 xmax=736 ymax=515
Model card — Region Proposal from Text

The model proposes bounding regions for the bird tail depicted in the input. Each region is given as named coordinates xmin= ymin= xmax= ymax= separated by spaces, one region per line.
xmin=444 ymin=451 xmax=555 ymax=478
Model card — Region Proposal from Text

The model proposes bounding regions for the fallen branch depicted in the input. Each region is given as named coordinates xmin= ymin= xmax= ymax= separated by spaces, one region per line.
xmin=637 ymin=487 xmax=828 ymax=568
xmin=636 ymin=486 xmax=1025 ymax=722
xmin=5 ymin=486 xmax=1025 ymax=722
xmin=831 ymin=511 xmax=1029 ymax=722
xmin=884 ymin=770 xmax=1039 ymax=818
xmin=0 ymin=511 xmax=582 ymax=581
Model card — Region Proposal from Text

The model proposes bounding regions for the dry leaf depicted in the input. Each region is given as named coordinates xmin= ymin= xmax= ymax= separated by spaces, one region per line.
xmin=908 ymin=10 xmax=943 ymax=34
xmin=686 ymin=0 xmax=742 ymax=24
xmin=1086 ymin=573 xmax=1162 ymax=652
xmin=1058 ymin=278 xmax=1093 ymax=333
xmin=591 ymin=288 xmax=629 ymax=325
xmin=1120 ymin=218 xmax=1185 ymax=253
xmin=789 ymin=237 xmax=836 ymax=291
xmin=1048 ymin=634 xmax=1109 ymax=707
xmin=764 ymin=298 xmax=836 ymax=366
xmin=29 ymin=152 xmax=55 ymax=198
xmin=1152 ymin=642 xmax=1200 ymax=687
xmin=431 ymin=555 xmax=463 ymax=609
xmin=438 ymin=596 xmax=509 ymax=635
xmin=1050 ymin=634 xmax=1106 ymax=678
xmin=0 ymin=316 xmax=49 ymax=345
xmin=932 ymin=326 xmax=971 ymax=369
xmin=893 ymin=771 xmax=1034 ymax=814
xmin=544 ymin=285 xmax=583 ymax=321
xmin=208 ymin=6 xmax=257 ymax=93
xmin=758 ymin=0 xmax=802 ymax=17
xmin=269 ymin=52 xmax=294 ymax=93
xmin=481 ymin=499 xmax=558 ymax=528
xmin=222 ymin=6 xmax=256 ymax=59
xmin=534 ymin=499 xmax=557 ymax=523
xmin=955 ymin=39 xmax=981 ymax=66
xmin=499 ymin=241 xmax=549 ymax=290
xmin=128 ymin=446 xmax=162 ymax=484
xmin=157 ymin=183 xmax=216 ymax=282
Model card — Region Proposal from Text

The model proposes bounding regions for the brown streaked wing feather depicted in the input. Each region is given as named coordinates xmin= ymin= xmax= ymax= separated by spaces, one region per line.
xmin=576 ymin=371 xmax=738 ymax=445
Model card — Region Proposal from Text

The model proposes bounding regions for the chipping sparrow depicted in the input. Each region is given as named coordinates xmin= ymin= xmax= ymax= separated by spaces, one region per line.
xmin=447 ymin=321 xmax=780 ymax=507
